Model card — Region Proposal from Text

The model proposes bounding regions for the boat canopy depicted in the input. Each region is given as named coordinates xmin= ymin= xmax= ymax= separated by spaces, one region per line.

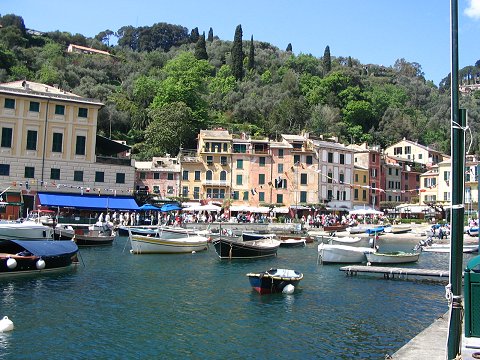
xmin=9 ymin=240 xmax=78 ymax=256
xmin=38 ymin=193 xmax=139 ymax=211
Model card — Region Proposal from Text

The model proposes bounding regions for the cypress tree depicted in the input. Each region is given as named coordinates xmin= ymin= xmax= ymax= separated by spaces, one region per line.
xmin=231 ymin=24 xmax=244 ymax=81
xmin=323 ymin=45 xmax=331 ymax=73
xmin=347 ymin=56 xmax=353 ymax=67
xmin=248 ymin=35 xmax=255 ymax=70
xmin=207 ymin=27 xmax=214 ymax=42
xmin=194 ymin=33 xmax=208 ymax=60
xmin=190 ymin=27 xmax=200 ymax=43
xmin=286 ymin=43 xmax=292 ymax=52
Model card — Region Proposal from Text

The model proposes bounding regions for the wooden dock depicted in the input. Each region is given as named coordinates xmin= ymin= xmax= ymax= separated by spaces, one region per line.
xmin=339 ymin=265 xmax=451 ymax=280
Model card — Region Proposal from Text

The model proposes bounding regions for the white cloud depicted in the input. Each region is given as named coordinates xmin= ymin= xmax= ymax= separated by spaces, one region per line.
xmin=465 ymin=0 xmax=480 ymax=19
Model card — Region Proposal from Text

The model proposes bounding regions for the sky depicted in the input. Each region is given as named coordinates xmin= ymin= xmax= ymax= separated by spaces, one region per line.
xmin=3 ymin=0 xmax=480 ymax=86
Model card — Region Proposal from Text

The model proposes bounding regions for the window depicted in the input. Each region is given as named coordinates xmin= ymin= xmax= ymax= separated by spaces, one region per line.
xmin=236 ymin=174 xmax=243 ymax=185
xmin=29 ymin=101 xmax=40 ymax=112
xmin=355 ymin=174 xmax=358 ymax=182
xmin=354 ymin=189 xmax=359 ymax=200
xmin=0 ymin=164 xmax=10 ymax=176
xmin=327 ymin=189 xmax=333 ymax=200
xmin=243 ymin=191 xmax=249 ymax=200
xmin=139 ymin=173 xmax=146 ymax=180
xmin=363 ymin=175 xmax=367 ymax=183
xmin=278 ymin=164 xmax=283 ymax=173
xmin=221 ymin=156 xmax=228 ymax=165
xmin=26 ymin=130 xmax=37 ymax=150
xmin=233 ymin=191 xmax=239 ymax=200
xmin=193 ymin=187 xmax=200 ymax=199
xmin=204 ymin=142 xmax=210 ymax=152
xmin=78 ymin=107 xmax=88 ymax=118
xmin=259 ymin=192 xmax=265 ymax=202
xmin=294 ymin=155 xmax=300 ymax=164
xmin=74 ymin=170 xmax=83 ymax=182
xmin=339 ymin=173 xmax=345 ymax=184
xmin=327 ymin=171 xmax=333 ymax=183
xmin=4 ymin=98 xmax=15 ymax=109
xmin=1 ymin=128 xmax=12 ymax=148
xmin=167 ymin=186 xmax=174 ymax=194
xmin=259 ymin=157 xmax=266 ymax=167
xmin=300 ymin=173 xmax=307 ymax=185
xmin=182 ymin=186 xmax=189 ymax=197
xmin=388 ymin=168 xmax=392 ymax=175
xmin=276 ymin=194 xmax=283 ymax=204
xmin=55 ymin=104 xmax=65 ymax=115
xmin=306 ymin=155 xmax=313 ymax=165
xmin=237 ymin=159 xmax=243 ymax=169
xmin=167 ymin=173 xmax=174 ymax=180
xmin=50 ymin=168 xmax=60 ymax=180
xmin=195 ymin=171 xmax=201 ymax=181
xmin=372 ymin=153 xmax=376 ymax=162
xmin=259 ymin=174 xmax=265 ymax=185
xmin=52 ymin=133 xmax=63 ymax=152
xmin=206 ymin=170 xmax=213 ymax=181
xmin=182 ymin=170 xmax=189 ymax=181
xmin=340 ymin=154 xmax=345 ymax=164
xmin=327 ymin=152 xmax=333 ymax=163
xmin=418 ymin=154 xmax=423 ymax=159
xmin=153 ymin=186 xmax=159 ymax=194
xmin=75 ymin=135 xmax=86 ymax=155
xmin=206 ymin=155 xmax=213 ymax=164
xmin=25 ymin=166 xmax=35 ymax=178
xmin=223 ymin=143 xmax=228 ymax=152
xmin=233 ymin=144 xmax=246 ymax=153
xmin=362 ymin=189 xmax=367 ymax=200
xmin=95 ymin=171 xmax=105 ymax=182
xmin=116 ymin=173 xmax=125 ymax=184
xmin=153 ymin=173 xmax=160 ymax=180
xmin=300 ymin=191 xmax=307 ymax=203
xmin=278 ymin=149 xmax=284 ymax=158
xmin=220 ymin=170 xmax=227 ymax=181
xmin=444 ymin=171 xmax=450 ymax=181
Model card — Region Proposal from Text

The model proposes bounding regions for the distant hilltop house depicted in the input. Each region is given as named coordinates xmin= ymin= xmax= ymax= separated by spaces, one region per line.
xmin=67 ymin=44 xmax=111 ymax=56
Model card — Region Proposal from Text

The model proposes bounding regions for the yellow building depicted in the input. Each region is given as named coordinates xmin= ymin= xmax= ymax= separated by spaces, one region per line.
xmin=352 ymin=165 xmax=369 ymax=207
xmin=384 ymin=138 xmax=446 ymax=166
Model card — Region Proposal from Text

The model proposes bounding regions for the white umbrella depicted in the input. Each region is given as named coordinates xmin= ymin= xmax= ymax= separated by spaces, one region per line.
xmin=349 ymin=208 xmax=383 ymax=216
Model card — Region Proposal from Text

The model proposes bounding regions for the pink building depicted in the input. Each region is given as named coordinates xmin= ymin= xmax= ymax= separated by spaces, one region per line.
xmin=134 ymin=156 xmax=181 ymax=200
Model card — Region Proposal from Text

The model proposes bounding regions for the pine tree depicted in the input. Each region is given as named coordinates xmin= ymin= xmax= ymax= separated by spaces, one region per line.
xmin=190 ymin=27 xmax=200 ymax=43
xmin=207 ymin=27 xmax=214 ymax=42
xmin=194 ymin=33 xmax=208 ymax=60
xmin=286 ymin=43 xmax=292 ymax=52
xmin=323 ymin=45 xmax=331 ymax=73
xmin=248 ymin=35 xmax=255 ymax=70
xmin=231 ymin=24 xmax=244 ymax=81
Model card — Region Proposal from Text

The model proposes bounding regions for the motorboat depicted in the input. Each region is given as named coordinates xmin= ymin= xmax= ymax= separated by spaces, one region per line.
xmin=278 ymin=238 xmax=306 ymax=248
xmin=317 ymin=243 xmax=376 ymax=264
xmin=0 ymin=239 xmax=78 ymax=276
xmin=212 ymin=237 xmax=280 ymax=259
xmin=246 ymin=268 xmax=303 ymax=294
xmin=365 ymin=251 xmax=420 ymax=264
xmin=321 ymin=235 xmax=363 ymax=245
xmin=414 ymin=237 xmax=478 ymax=253
xmin=53 ymin=224 xmax=75 ymax=240
xmin=242 ymin=232 xmax=276 ymax=241
xmin=129 ymin=230 xmax=208 ymax=254
xmin=0 ymin=220 xmax=53 ymax=240
xmin=73 ymin=223 xmax=116 ymax=246
xmin=384 ymin=224 xmax=412 ymax=234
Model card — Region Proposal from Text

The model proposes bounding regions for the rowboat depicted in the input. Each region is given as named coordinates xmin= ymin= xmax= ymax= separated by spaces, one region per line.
xmin=317 ymin=243 xmax=376 ymax=264
xmin=129 ymin=231 xmax=208 ymax=254
xmin=365 ymin=251 xmax=420 ymax=264
xmin=246 ymin=268 xmax=303 ymax=294
xmin=212 ymin=238 xmax=280 ymax=259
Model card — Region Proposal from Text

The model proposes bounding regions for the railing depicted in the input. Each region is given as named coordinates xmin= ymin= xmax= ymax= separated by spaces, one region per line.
xmin=204 ymin=180 xmax=230 ymax=186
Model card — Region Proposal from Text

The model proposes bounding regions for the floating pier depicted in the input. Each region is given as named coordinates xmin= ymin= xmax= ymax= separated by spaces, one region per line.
xmin=339 ymin=265 xmax=451 ymax=280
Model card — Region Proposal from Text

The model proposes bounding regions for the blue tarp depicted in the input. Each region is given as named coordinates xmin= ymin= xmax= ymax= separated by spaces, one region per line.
xmin=38 ymin=193 xmax=139 ymax=211
xmin=11 ymin=240 xmax=78 ymax=256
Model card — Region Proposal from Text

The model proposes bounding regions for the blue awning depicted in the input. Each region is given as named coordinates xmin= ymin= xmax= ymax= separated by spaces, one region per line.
xmin=11 ymin=240 xmax=78 ymax=256
xmin=38 ymin=193 xmax=139 ymax=211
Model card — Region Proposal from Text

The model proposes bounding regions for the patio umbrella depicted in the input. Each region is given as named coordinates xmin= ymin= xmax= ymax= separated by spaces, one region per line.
xmin=348 ymin=208 xmax=383 ymax=216
xmin=139 ymin=203 xmax=161 ymax=211
xmin=160 ymin=203 xmax=182 ymax=212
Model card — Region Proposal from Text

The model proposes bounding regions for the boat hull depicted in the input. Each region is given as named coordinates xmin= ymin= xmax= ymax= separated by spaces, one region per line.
xmin=247 ymin=269 xmax=303 ymax=294
xmin=212 ymin=238 xmax=280 ymax=259
xmin=0 ymin=221 xmax=53 ymax=240
xmin=130 ymin=234 xmax=208 ymax=254
xmin=318 ymin=243 xmax=375 ymax=263
xmin=279 ymin=239 xmax=306 ymax=248
xmin=365 ymin=251 xmax=420 ymax=264
xmin=74 ymin=234 xmax=115 ymax=246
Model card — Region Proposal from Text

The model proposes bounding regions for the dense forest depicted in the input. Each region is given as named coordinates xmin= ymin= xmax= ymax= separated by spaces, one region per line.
xmin=1 ymin=14 xmax=480 ymax=160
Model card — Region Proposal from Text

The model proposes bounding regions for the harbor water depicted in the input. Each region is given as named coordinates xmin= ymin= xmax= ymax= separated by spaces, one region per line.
xmin=0 ymin=235 xmax=468 ymax=359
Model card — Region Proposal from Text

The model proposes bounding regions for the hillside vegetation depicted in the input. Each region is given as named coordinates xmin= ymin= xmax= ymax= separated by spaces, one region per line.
xmin=1 ymin=14 xmax=480 ymax=159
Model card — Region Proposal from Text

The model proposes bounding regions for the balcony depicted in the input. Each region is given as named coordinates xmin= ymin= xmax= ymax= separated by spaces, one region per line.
xmin=203 ymin=180 xmax=230 ymax=187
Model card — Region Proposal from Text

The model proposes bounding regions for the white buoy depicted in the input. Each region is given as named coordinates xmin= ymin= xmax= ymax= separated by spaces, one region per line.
xmin=6 ymin=258 xmax=17 ymax=270
xmin=36 ymin=259 xmax=46 ymax=270
xmin=0 ymin=316 xmax=14 ymax=332
xmin=191 ymin=251 xmax=196 ymax=254
xmin=282 ymin=284 xmax=295 ymax=295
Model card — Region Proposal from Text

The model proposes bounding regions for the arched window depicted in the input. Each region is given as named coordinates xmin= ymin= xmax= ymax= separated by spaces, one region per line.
xmin=206 ymin=170 xmax=213 ymax=181
xmin=220 ymin=170 xmax=227 ymax=181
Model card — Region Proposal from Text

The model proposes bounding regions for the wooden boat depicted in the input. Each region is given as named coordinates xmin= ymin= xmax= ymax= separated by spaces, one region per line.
xmin=317 ymin=243 xmax=376 ymax=264
xmin=129 ymin=231 xmax=208 ymax=254
xmin=0 ymin=220 xmax=53 ymax=240
xmin=322 ymin=235 xmax=363 ymax=245
xmin=242 ymin=232 xmax=276 ymax=241
xmin=346 ymin=226 xmax=370 ymax=234
xmin=278 ymin=238 xmax=306 ymax=248
xmin=73 ymin=223 xmax=115 ymax=246
xmin=384 ymin=225 xmax=412 ymax=234
xmin=278 ymin=234 xmax=314 ymax=243
xmin=53 ymin=224 xmax=75 ymax=240
xmin=212 ymin=238 xmax=280 ymax=259
xmin=365 ymin=251 xmax=420 ymax=264
xmin=0 ymin=239 xmax=78 ymax=276
xmin=246 ymin=268 xmax=303 ymax=294
xmin=365 ymin=226 xmax=385 ymax=235
xmin=323 ymin=224 xmax=348 ymax=232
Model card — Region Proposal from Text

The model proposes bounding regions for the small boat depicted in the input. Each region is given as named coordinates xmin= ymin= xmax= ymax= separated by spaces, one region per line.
xmin=384 ymin=225 xmax=412 ymax=234
xmin=212 ymin=238 xmax=280 ymax=259
xmin=53 ymin=224 xmax=75 ymax=240
xmin=365 ymin=251 xmax=420 ymax=264
xmin=317 ymin=243 xmax=376 ymax=264
xmin=346 ymin=226 xmax=370 ymax=234
xmin=242 ymin=232 xmax=276 ymax=241
xmin=246 ymin=268 xmax=303 ymax=294
xmin=129 ymin=231 xmax=208 ymax=254
xmin=73 ymin=223 xmax=116 ymax=246
xmin=322 ymin=235 xmax=363 ymax=245
xmin=421 ymin=244 xmax=478 ymax=253
xmin=0 ymin=239 xmax=78 ymax=276
xmin=0 ymin=220 xmax=53 ymax=240
xmin=278 ymin=238 xmax=306 ymax=248
xmin=467 ymin=226 xmax=479 ymax=237
xmin=365 ymin=226 xmax=385 ymax=235
xmin=323 ymin=224 xmax=348 ymax=232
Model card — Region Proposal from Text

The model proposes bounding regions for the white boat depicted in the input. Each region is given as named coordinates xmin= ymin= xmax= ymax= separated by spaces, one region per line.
xmin=323 ymin=235 xmax=363 ymax=245
xmin=421 ymin=244 xmax=478 ymax=253
xmin=365 ymin=251 xmax=420 ymax=264
xmin=384 ymin=224 xmax=412 ymax=234
xmin=346 ymin=226 xmax=369 ymax=234
xmin=129 ymin=230 xmax=208 ymax=254
xmin=317 ymin=243 xmax=376 ymax=264
xmin=0 ymin=220 xmax=53 ymax=240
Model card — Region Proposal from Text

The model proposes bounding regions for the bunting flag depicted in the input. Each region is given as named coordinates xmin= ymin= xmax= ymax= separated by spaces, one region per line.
xmin=251 ymin=188 xmax=257 ymax=196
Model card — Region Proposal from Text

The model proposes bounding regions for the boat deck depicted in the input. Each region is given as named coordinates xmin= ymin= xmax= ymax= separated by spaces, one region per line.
xmin=339 ymin=265 xmax=451 ymax=280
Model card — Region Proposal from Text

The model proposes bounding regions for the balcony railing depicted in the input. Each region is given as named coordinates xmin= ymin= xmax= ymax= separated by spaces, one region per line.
xmin=204 ymin=180 xmax=230 ymax=187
